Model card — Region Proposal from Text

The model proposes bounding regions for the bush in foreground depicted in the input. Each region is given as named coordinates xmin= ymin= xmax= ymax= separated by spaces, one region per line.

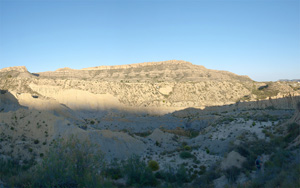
xmin=0 ymin=157 xmax=35 ymax=187
xmin=123 ymin=155 xmax=157 ymax=186
xmin=155 ymin=165 xmax=190 ymax=186
xmin=34 ymin=136 xmax=109 ymax=187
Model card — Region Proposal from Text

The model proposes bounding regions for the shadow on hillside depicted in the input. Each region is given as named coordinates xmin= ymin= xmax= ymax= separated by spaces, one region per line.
xmin=173 ymin=95 xmax=300 ymax=117
xmin=1 ymin=90 xmax=299 ymax=130
xmin=0 ymin=90 xmax=28 ymax=112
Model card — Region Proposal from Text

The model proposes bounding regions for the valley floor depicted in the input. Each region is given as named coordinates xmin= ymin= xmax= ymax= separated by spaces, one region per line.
xmin=1 ymin=102 xmax=299 ymax=187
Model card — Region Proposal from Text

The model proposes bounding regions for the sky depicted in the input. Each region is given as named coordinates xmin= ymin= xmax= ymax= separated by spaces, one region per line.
xmin=0 ymin=0 xmax=299 ymax=81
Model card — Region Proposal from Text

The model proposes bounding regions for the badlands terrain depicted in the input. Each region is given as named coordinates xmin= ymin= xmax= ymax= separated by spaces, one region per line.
xmin=0 ymin=60 xmax=300 ymax=187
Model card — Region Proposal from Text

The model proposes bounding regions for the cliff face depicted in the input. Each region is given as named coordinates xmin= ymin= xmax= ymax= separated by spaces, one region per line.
xmin=0 ymin=60 xmax=299 ymax=114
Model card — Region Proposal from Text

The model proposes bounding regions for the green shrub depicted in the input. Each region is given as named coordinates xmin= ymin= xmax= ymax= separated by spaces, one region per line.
xmin=234 ymin=130 xmax=299 ymax=187
xmin=236 ymin=145 xmax=250 ymax=158
xmin=103 ymin=160 xmax=123 ymax=180
xmin=193 ymin=167 xmax=221 ymax=187
xmin=102 ymin=159 xmax=123 ymax=180
xmin=148 ymin=160 xmax=159 ymax=171
xmin=176 ymin=165 xmax=190 ymax=184
xmin=0 ymin=159 xmax=21 ymax=178
xmin=134 ymin=131 xmax=152 ymax=137
xmin=248 ymin=155 xmax=300 ymax=187
xmin=231 ymin=139 xmax=274 ymax=172
xmin=0 ymin=158 xmax=35 ymax=187
xmin=205 ymin=147 xmax=210 ymax=154
xmin=156 ymin=165 xmax=190 ymax=185
xmin=0 ymin=137 xmax=117 ymax=187
xmin=266 ymin=149 xmax=292 ymax=169
xmin=104 ymin=167 xmax=122 ymax=180
xmin=262 ymin=129 xmax=274 ymax=138
xmin=184 ymin=145 xmax=192 ymax=151
xmin=155 ymin=141 xmax=161 ymax=147
xmin=34 ymin=136 xmax=105 ymax=187
xmin=284 ymin=123 xmax=300 ymax=143
xmin=181 ymin=141 xmax=188 ymax=146
xmin=123 ymin=155 xmax=157 ymax=186
xmin=180 ymin=151 xmax=194 ymax=159
xmin=189 ymin=130 xmax=199 ymax=138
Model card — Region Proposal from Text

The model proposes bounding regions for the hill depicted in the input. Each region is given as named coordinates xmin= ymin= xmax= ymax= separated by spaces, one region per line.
xmin=0 ymin=60 xmax=300 ymax=187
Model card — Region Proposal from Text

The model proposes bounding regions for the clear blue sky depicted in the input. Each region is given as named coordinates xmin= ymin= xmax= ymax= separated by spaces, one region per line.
xmin=0 ymin=0 xmax=299 ymax=81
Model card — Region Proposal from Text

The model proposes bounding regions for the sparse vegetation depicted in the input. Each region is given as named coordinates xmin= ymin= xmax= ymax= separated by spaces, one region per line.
xmin=161 ymin=127 xmax=199 ymax=138
xmin=251 ymin=83 xmax=279 ymax=100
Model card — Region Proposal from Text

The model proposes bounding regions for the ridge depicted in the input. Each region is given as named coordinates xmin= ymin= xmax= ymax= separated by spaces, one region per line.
xmin=81 ymin=60 xmax=196 ymax=71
